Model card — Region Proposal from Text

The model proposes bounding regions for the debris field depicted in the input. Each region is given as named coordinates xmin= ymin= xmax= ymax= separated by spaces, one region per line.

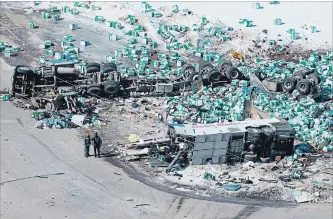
xmin=0 ymin=1 xmax=332 ymax=204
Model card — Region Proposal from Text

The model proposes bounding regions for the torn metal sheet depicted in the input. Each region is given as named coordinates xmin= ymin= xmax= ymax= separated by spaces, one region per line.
xmin=71 ymin=115 xmax=85 ymax=126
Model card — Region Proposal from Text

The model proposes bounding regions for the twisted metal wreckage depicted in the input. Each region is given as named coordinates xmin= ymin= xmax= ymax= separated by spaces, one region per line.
xmin=10 ymin=53 xmax=331 ymax=167
xmin=11 ymin=56 xmax=325 ymax=108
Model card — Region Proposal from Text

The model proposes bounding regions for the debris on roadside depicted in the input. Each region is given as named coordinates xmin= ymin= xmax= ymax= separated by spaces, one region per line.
xmin=1 ymin=1 xmax=332 ymax=204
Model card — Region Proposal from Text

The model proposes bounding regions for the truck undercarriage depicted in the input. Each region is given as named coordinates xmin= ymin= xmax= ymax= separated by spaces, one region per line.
xmin=11 ymin=57 xmax=327 ymax=112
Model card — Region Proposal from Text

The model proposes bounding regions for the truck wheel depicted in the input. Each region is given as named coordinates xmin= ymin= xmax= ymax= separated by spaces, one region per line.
xmin=103 ymin=66 xmax=117 ymax=73
xmin=87 ymin=63 xmax=100 ymax=69
xmin=282 ymin=77 xmax=296 ymax=92
xmin=246 ymin=127 xmax=262 ymax=141
xmin=226 ymin=67 xmax=242 ymax=80
xmin=103 ymin=63 xmax=117 ymax=72
xmin=104 ymin=80 xmax=120 ymax=96
xmin=307 ymin=73 xmax=320 ymax=86
xmin=292 ymin=71 xmax=305 ymax=81
xmin=261 ymin=126 xmax=275 ymax=137
xmin=207 ymin=69 xmax=221 ymax=82
xmin=244 ymin=154 xmax=257 ymax=162
xmin=247 ymin=127 xmax=262 ymax=136
xmin=16 ymin=66 xmax=35 ymax=81
xmin=182 ymin=64 xmax=195 ymax=79
xmin=188 ymin=72 xmax=202 ymax=82
xmin=86 ymin=66 xmax=100 ymax=73
xmin=87 ymin=85 xmax=102 ymax=97
xmin=199 ymin=62 xmax=213 ymax=76
xmin=296 ymin=79 xmax=311 ymax=95
xmin=86 ymin=63 xmax=100 ymax=73
xmin=104 ymin=62 xmax=116 ymax=68
xmin=45 ymin=102 xmax=55 ymax=111
xmin=218 ymin=61 xmax=232 ymax=74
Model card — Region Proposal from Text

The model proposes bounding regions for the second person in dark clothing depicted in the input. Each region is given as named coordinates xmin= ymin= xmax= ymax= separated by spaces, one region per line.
xmin=92 ymin=133 xmax=102 ymax=158
xmin=84 ymin=133 xmax=91 ymax=158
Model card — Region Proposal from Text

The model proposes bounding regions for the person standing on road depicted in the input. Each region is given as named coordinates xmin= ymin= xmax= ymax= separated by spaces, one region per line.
xmin=93 ymin=133 xmax=102 ymax=158
xmin=84 ymin=132 xmax=91 ymax=158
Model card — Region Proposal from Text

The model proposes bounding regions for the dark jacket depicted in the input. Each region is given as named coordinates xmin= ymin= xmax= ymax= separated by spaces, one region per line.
xmin=93 ymin=135 xmax=102 ymax=147
xmin=84 ymin=136 xmax=91 ymax=145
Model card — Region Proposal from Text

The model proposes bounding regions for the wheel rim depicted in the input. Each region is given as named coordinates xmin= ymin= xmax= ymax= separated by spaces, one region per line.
xmin=192 ymin=75 xmax=200 ymax=81
xmin=46 ymin=103 xmax=52 ymax=111
xmin=299 ymin=84 xmax=306 ymax=91
xmin=203 ymin=66 xmax=212 ymax=74
xmin=231 ymin=71 xmax=238 ymax=78
xmin=106 ymin=88 xmax=116 ymax=94
xmin=285 ymin=82 xmax=292 ymax=89
xmin=184 ymin=69 xmax=193 ymax=78
xmin=221 ymin=64 xmax=230 ymax=71
xmin=211 ymin=73 xmax=220 ymax=81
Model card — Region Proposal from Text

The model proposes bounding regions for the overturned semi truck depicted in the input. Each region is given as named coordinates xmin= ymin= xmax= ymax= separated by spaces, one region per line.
xmin=11 ymin=60 xmax=116 ymax=98
xmin=11 ymin=58 xmax=325 ymax=106
xmin=167 ymin=118 xmax=295 ymax=165
xmin=189 ymin=60 xmax=325 ymax=100
xmin=178 ymin=61 xmax=324 ymax=101
xmin=11 ymin=60 xmax=195 ymax=101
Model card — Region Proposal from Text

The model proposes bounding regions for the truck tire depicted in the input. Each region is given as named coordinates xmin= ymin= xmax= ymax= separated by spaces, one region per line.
xmin=247 ymin=127 xmax=262 ymax=137
xmin=103 ymin=63 xmax=117 ymax=72
xmin=296 ymin=79 xmax=311 ymax=95
xmin=103 ymin=66 xmax=117 ymax=73
xmin=182 ymin=64 xmax=195 ymax=79
xmin=282 ymin=77 xmax=296 ymax=92
xmin=104 ymin=62 xmax=116 ymax=68
xmin=218 ymin=61 xmax=232 ymax=74
xmin=104 ymin=80 xmax=120 ymax=96
xmin=86 ymin=63 xmax=100 ymax=73
xmin=207 ymin=69 xmax=221 ymax=82
xmin=87 ymin=62 xmax=100 ymax=69
xmin=87 ymin=85 xmax=102 ymax=97
xmin=307 ymin=73 xmax=320 ymax=86
xmin=247 ymin=128 xmax=262 ymax=142
xmin=188 ymin=71 xmax=202 ymax=82
xmin=86 ymin=66 xmax=100 ymax=73
xmin=199 ymin=61 xmax=213 ymax=76
xmin=261 ymin=126 xmax=275 ymax=137
xmin=45 ymin=102 xmax=55 ymax=111
xmin=292 ymin=71 xmax=305 ymax=81
xmin=16 ymin=66 xmax=35 ymax=81
xmin=226 ymin=67 xmax=242 ymax=80
xmin=244 ymin=154 xmax=257 ymax=162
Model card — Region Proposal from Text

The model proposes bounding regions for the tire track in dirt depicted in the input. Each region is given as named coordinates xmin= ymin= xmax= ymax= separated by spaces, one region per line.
xmin=231 ymin=205 xmax=262 ymax=219
xmin=176 ymin=196 xmax=186 ymax=213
